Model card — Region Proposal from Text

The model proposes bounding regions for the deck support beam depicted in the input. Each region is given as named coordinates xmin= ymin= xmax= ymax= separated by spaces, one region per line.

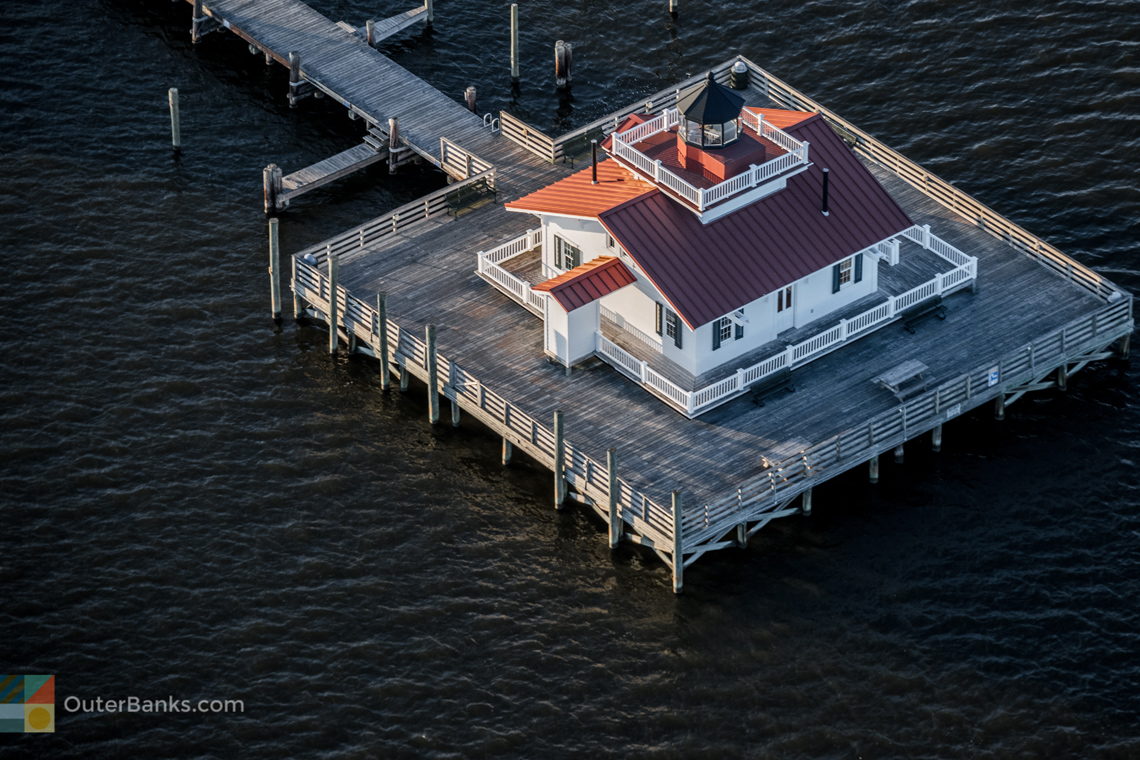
xmin=267 ymin=218 xmax=281 ymax=322
xmin=327 ymin=253 xmax=339 ymax=355
xmin=801 ymin=487 xmax=813 ymax=516
xmin=932 ymin=423 xmax=943 ymax=452
xmin=426 ymin=325 xmax=439 ymax=424
xmin=671 ymin=491 xmax=684 ymax=594
xmin=501 ymin=438 xmax=513 ymax=465
xmin=553 ymin=410 xmax=566 ymax=509
xmin=376 ymin=294 xmax=390 ymax=390
xmin=869 ymin=455 xmax=880 ymax=484
xmin=607 ymin=448 xmax=620 ymax=548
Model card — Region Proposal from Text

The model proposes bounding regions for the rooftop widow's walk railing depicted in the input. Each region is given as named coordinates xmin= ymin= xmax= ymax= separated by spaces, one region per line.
xmin=608 ymin=107 xmax=810 ymax=213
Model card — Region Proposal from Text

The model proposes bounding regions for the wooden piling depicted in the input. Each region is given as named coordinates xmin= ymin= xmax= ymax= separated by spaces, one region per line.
xmin=671 ymin=491 xmax=683 ymax=594
xmin=366 ymin=19 xmax=375 ymax=46
xmin=932 ymin=423 xmax=943 ymax=452
xmin=869 ymin=455 xmax=880 ymax=483
xmin=388 ymin=117 xmax=400 ymax=173
xmin=802 ymin=487 xmax=813 ymax=516
xmin=553 ymin=410 xmax=566 ymax=508
xmin=191 ymin=0 xmax=205 ymax=43
xmin=994 ymin=394 xmax=1006 ymax=421
xmin=425 ymin=0 xmax=434 ymax=28
xmin=288 ymin=51 xmax=302 ymax=107
xmin=668 ymin=0 xmax=678 ymax=18
xmin=262 ymin=163 xmax=282 ymax=214
xmin=327 ymin=253 xmax=339 ymax=354
xmin=167 ymin=88 xmax=181 ymax=152
xmin=399 ymin=357 xmax=409 ymax=391
xmin=268 ymin=218 xmax=281 ymax=321
xmin=451 ymin=394 xmax=461 ymax=427
xmin=1056 ymin=364 xmax=1068 ymax=391
xmin=501 ymin=438 xmax=513 ymax=465
xmin=607 ymin=448 xmax=620 ymax=548
xmin=426 ymin=324 xmax=439 ymax=424
xmin=1119 ymin=333 xmax=1131 ymax=360
xmin=894 ymin=443 xmax=905 ymax=464
xmin=509 ymin=4 xmax=519 ymax=82
xmin=734 ymin=523 xmax=747 ymax=549
xmin=376 ymin=293 xmax=390 ymax=390
xmin=464 ymin=86 xmax=477 ymax=113
xmin=554 ymin=41 xmax=572 ymax=88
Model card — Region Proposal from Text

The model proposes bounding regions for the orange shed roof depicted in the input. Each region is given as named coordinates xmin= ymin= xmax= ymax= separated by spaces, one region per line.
xmin=533 ymin=256 xmax=636 ymax=311
xmin=742 ymin=106 xmax=816 ymax=130
xmin=505 ymin=159 xmax=655 ymax=218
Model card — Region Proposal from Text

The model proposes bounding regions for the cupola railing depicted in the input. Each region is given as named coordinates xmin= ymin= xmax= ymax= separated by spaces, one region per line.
xmin=608 ymin=107 xmax=810 ymax=214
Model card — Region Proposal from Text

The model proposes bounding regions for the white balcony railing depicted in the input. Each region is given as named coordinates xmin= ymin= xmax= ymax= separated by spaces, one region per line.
xmin=608 ymin=107 xmax=810 ymax=214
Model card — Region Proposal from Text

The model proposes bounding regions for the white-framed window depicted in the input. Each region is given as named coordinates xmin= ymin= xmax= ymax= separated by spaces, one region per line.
xmin=606 ymin=234 xmax=616 ymax=250
xmin=831 ymin=254 xmax=864 ymax=293
xmin=655 ymin=302 xmax=683 ymax=349
xmin=777 ymin=286 xmax=793 ymax=312
xmin=712 ymin=314 xmax=742 ymax=350
xmin=554 ymin=235 xmax=581 ymax=271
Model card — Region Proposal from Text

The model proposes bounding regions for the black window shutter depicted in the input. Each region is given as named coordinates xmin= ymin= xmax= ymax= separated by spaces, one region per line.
xmin=655 ymin=302 xmax=663 ymax=335
xmin=673 ymin=315 xmax=683 ymax=349
xmin=735 ymin=323 xmax=744 ymax=340
xmin=712 ymin=320 xmax=722 ymax=350
xmin=832 ymin=263 xmax=841 ymax=293
xmin=854 ymin=253 xmax=864 ymax=283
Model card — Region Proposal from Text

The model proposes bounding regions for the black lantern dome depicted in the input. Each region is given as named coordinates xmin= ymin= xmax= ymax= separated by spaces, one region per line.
xmin=676 ymin=72 xmax=746 ymax=149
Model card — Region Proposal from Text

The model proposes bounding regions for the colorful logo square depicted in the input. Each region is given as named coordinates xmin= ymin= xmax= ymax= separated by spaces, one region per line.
xmin=0 ymin=675 xmax=54 ymax=733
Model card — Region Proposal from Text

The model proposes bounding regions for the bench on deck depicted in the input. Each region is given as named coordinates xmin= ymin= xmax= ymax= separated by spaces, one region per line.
xmin=749 ymin=367 xmax=794 ymax=406
xmin=901 ymin=295 xmax=947 ymax=333
xmin=874 ymin=359 xmax=929 ymax=401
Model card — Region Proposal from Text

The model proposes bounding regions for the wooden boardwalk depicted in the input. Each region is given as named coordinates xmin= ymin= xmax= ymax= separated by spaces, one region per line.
xmin=183 ymin=0 xmax=559 ymax=200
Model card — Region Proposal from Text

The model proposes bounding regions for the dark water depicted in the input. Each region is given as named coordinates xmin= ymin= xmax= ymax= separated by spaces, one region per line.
xmin=2 ymin=0 xmax=1138 ymax=756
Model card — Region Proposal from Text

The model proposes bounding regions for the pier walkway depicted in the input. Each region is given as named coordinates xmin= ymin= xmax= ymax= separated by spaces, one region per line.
xmin=183 ymin=0 xmax=559 ymax=202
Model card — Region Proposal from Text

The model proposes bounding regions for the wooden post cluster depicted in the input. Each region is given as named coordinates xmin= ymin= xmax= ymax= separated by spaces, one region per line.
xmin=554 ymin=41 xmax=573 ymax=88
xmin=167 ymin=88 xmax=181 ymax=152
xmin=553 ymin=410 xmax=566 ymax=508
xmin=464 ymin=86 xmax=477 ymax=113
xmin=327 ymin=253 xmax=339 ymax=354
xmin=375 ymin=294 xmax=390 ymax=390
xmin=288 ymin=51 xmax=302 ymax=107
xmin=426 ymin=324 xmax=439 ymax=424
xmin=509 ymin=4 xmax=520 ymax=83
xmin=671 ymin=491 xmax=683 ymax=593
xmin=268 ymin=218 xmax=281 ymax=321
xmin=262 ymin=164 xmax=283 ymax=214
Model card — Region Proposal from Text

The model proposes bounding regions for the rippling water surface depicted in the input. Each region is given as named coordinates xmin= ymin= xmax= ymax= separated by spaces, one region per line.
xmin=2 ymin=0 xmax=1138 ymax=757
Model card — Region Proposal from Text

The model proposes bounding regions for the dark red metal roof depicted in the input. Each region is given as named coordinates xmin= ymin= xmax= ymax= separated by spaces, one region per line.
xmin=599 ymin=114 xmax=913 ymax=328
xmin=533 ymin=256 xmax=637 ymax=311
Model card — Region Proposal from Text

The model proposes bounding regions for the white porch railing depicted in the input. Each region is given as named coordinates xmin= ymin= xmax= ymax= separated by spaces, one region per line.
xmin=608 ymin=107 xmax=810 ymax=213
xmin=476 ymin=228 xmax=547 ymax=315
xmin=593 ymin=229 xmax=978 ymax=417
xmin=600 ymin=305 xmax=662 ymax=350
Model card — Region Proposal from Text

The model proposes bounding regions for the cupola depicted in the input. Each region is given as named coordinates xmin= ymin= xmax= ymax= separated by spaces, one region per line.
xmin=676 ymin=72 xmax=746 ymax=149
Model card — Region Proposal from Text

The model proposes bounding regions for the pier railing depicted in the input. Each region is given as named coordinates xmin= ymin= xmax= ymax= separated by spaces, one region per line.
xmin=499 ymin=112 xmax=558 ymax=163
xmin=439 ymin=138 xmax=495 ymax=187
xmin=725 ymin=56 xmax=1124 ymax=304
xmin=291 ymin=253 xmax=678 ymax=558
xmin=296 ymin=170 xmax=495 ymax=264
xmin=682 ymin=294 xmax=1133 ymax=549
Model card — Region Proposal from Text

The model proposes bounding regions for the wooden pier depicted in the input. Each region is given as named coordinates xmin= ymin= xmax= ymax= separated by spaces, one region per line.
xmin=173 ymin=4 xmax=1133 ymax=592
